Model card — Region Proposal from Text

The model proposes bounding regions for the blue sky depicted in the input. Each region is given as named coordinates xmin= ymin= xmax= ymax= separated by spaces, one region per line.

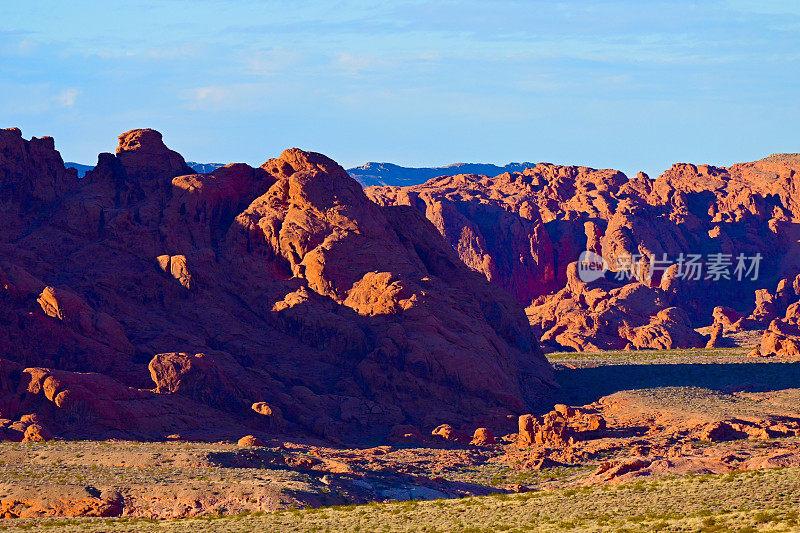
xmin=1 ymin=1 xmax=799 ymax=178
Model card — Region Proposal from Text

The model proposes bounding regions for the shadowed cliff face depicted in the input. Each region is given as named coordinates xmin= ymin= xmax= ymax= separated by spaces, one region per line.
xmin=366 ymin=157 xmax=800 ymax=353
xmin=0 ymin=128 xmax=554 ymax=444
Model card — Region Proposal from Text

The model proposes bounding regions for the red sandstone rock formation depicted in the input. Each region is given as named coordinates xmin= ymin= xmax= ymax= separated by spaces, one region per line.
xmin=470 ymin=427 xmax=496 ymax=446
xmin=757 ymin=275 xmax=800 ymax=356
xmin=517 ymin=406 xmax=606 ymax=448
xmin=0 ymin=128 xmax=555 ymax=443
xmin=366 ymin=164 xmax=626 ymax=301
xmin=367 ymin=155 xmax=800 ymax=352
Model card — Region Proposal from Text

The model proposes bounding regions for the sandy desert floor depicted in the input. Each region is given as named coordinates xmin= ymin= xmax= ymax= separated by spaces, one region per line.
xmin=1 ymin=347 xmax=799 ymax=531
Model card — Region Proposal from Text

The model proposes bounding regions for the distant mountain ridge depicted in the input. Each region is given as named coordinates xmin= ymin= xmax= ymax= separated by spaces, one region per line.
xmin=347 ymin=161 xmax=537 ymax=187
xmin=185 ymin=161 xmax=225 ymax=173
xmin=66 ymin=161 xmax=224 ymax=177
xmin=64 ymin=162 xmax=93 ymax=178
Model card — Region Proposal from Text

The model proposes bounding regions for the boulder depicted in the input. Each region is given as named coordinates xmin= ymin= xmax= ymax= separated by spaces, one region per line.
xmin=595 ymin=458 xmax=651 ymax=481
xmin=470 ymin=427 xmax=496 ymax=446
xmin=698 ymin=422 xmax=748 ymax=442
xmin=712 ymin=306 xmax=741 ymax=329
xmin=760 ymin=323 xmax=800 ymax=357
xmin=22 ymin=423 xmax=52 ymax=442
xmin=237 ymin=435 xmax=264 ymax=447
xmin=251 ymin=402 xmax=274 ymax=416
xmin=431 ymin=424 xmax=470 ymax=444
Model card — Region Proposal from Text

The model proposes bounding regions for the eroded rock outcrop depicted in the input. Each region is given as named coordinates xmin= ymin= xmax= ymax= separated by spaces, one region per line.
xmin=517 ymin=406 xmax=606 ymax=448
xmin=0 ymin=128 xmax=554 ymax=443
xmin=757 ymin=277 xmax=800 ymax=357
xmin=368 ymin=155 xmax=800 ymax=351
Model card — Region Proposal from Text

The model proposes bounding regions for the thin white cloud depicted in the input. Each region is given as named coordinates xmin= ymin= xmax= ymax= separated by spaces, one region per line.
xmin=334 ymin=52 xmax=383 ymax=77
xmin=516 ymin=74 xmax=563 ymax=92
xmin=725 ymin=0 xmax=800 ymax=15
xmin=143 ymin=44 xmax=199 ymax=59
xmin=183 ymin=86 xmax=233 ymax=108
xmin=54 ymin=88 xmax=81 ymax=107
xmin=16 ymin=38 xmax=37 ymax=55
xmin=245 ymin=48 xmax=302 ymax=77
xmin=0 ymin=84 xmax=82 ymax=113
xmin=0 ymin=36 xmax=37 ymax=56
xmin=181 ymin=83 xmax=290 ymax=111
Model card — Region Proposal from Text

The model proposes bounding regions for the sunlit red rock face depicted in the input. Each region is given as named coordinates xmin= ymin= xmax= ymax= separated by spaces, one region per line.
xmin=367 ymin=155 xmax=800 ymax=352
xmin=751 ymin=274 xmax=800 ymax=357
xmin=0 ymin=127 xmax=555 ymax=443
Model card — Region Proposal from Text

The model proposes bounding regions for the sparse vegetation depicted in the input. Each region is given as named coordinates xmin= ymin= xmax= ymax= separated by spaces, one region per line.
xmin=1 ymin=467 xmax=799 ymax=531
